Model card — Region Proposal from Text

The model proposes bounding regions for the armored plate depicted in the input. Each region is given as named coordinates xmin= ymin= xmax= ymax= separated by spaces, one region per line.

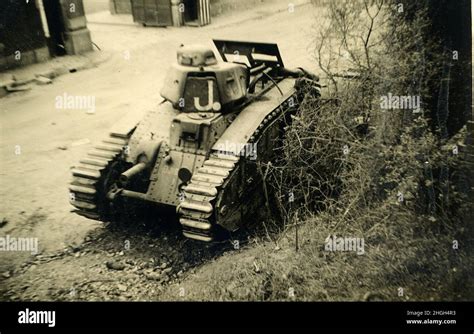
xmin=126 ymin=103 xmax=179 ymax=163
xmin=212 ymin=78 xmax=295 ymax=155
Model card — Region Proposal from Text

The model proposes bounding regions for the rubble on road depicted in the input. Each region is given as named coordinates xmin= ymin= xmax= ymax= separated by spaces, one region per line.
xmin=0 ymin=51 xmax=110 ymax=99
xmin=106 ymin=261 xmax=126 ymax=271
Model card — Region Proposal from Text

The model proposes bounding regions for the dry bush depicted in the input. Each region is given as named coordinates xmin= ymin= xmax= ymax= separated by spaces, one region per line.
xmin=257 ymin=0 xmax=473 ymax=300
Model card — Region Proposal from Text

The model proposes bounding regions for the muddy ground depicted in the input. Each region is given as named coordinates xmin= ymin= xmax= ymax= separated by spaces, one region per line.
xmin=0 ymin=3 xmax=323 ymax=301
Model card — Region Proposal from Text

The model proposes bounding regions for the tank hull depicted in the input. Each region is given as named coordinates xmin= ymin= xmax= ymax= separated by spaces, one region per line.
xmin=69 ymin=40 xmax=320 ymax=242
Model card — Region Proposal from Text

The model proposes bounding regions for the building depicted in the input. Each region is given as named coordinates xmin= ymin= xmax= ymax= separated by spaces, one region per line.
xmin=0 ymin=0 xmax=93 ymax=71
xmin=110 ymin=0 xmax=281 ymax=27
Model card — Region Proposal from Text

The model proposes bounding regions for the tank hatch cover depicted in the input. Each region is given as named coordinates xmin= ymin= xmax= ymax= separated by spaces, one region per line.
xmin=177 ymin=45 xmax=218 ymax=67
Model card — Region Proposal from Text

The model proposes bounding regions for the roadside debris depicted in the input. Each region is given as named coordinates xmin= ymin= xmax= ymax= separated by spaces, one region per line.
xmin=6 ymin=84 xmax=32 ymax=93
xmin=106 ymin=261 xmax=126 ymax=271
xmin=34 ymin=76 xmax=53 ymax=85
xmin=0 ymin=218 xmax=8 ymax=228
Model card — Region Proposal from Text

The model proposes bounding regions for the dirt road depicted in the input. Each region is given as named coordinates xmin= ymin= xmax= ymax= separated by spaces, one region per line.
xmin=0 ymin=3 xmax=321 ymax=300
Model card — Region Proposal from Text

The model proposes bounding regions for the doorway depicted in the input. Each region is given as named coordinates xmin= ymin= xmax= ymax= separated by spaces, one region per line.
xmin=42 ymin=0 xmax=67 ymax=56
xmin=183 ymin=0 xmax=198 ymax=25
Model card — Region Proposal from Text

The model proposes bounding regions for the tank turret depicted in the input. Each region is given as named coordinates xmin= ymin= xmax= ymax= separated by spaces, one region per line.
xmin=160 ymin=45 xmax=248 ymax=113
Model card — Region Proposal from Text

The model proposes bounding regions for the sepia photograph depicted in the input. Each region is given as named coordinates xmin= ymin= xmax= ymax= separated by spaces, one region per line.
xmin=0 ymin=0 xmax=473 ymax=330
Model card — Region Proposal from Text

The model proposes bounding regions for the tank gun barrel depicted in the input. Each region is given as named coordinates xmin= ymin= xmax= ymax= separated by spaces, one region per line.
xmin=119 ymin=162 xmax=147 ymax=185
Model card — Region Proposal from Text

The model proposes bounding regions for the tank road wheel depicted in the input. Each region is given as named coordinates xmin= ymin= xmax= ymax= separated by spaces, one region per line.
xmin=69 ymin=134 xmax=132 ymax=222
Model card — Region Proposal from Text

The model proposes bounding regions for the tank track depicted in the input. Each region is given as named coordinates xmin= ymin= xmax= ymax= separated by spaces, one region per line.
xmin=69 ymin=133 xmax=131 ymax=221
xmin=178 ymin=153 xmax=240 ymax=242
xmin=178 ymin=95 xmax=296 ymax=242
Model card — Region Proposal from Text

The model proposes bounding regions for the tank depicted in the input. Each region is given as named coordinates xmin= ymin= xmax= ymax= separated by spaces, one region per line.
xmin=69 ymin=40 xmax=320 ymax=242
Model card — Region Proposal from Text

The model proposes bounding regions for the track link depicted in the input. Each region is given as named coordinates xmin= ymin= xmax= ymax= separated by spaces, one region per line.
xmin=178 ymin=154 xmax=239 ymax=242
xmin=69 ymin=134 xmax=130 ymax=220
